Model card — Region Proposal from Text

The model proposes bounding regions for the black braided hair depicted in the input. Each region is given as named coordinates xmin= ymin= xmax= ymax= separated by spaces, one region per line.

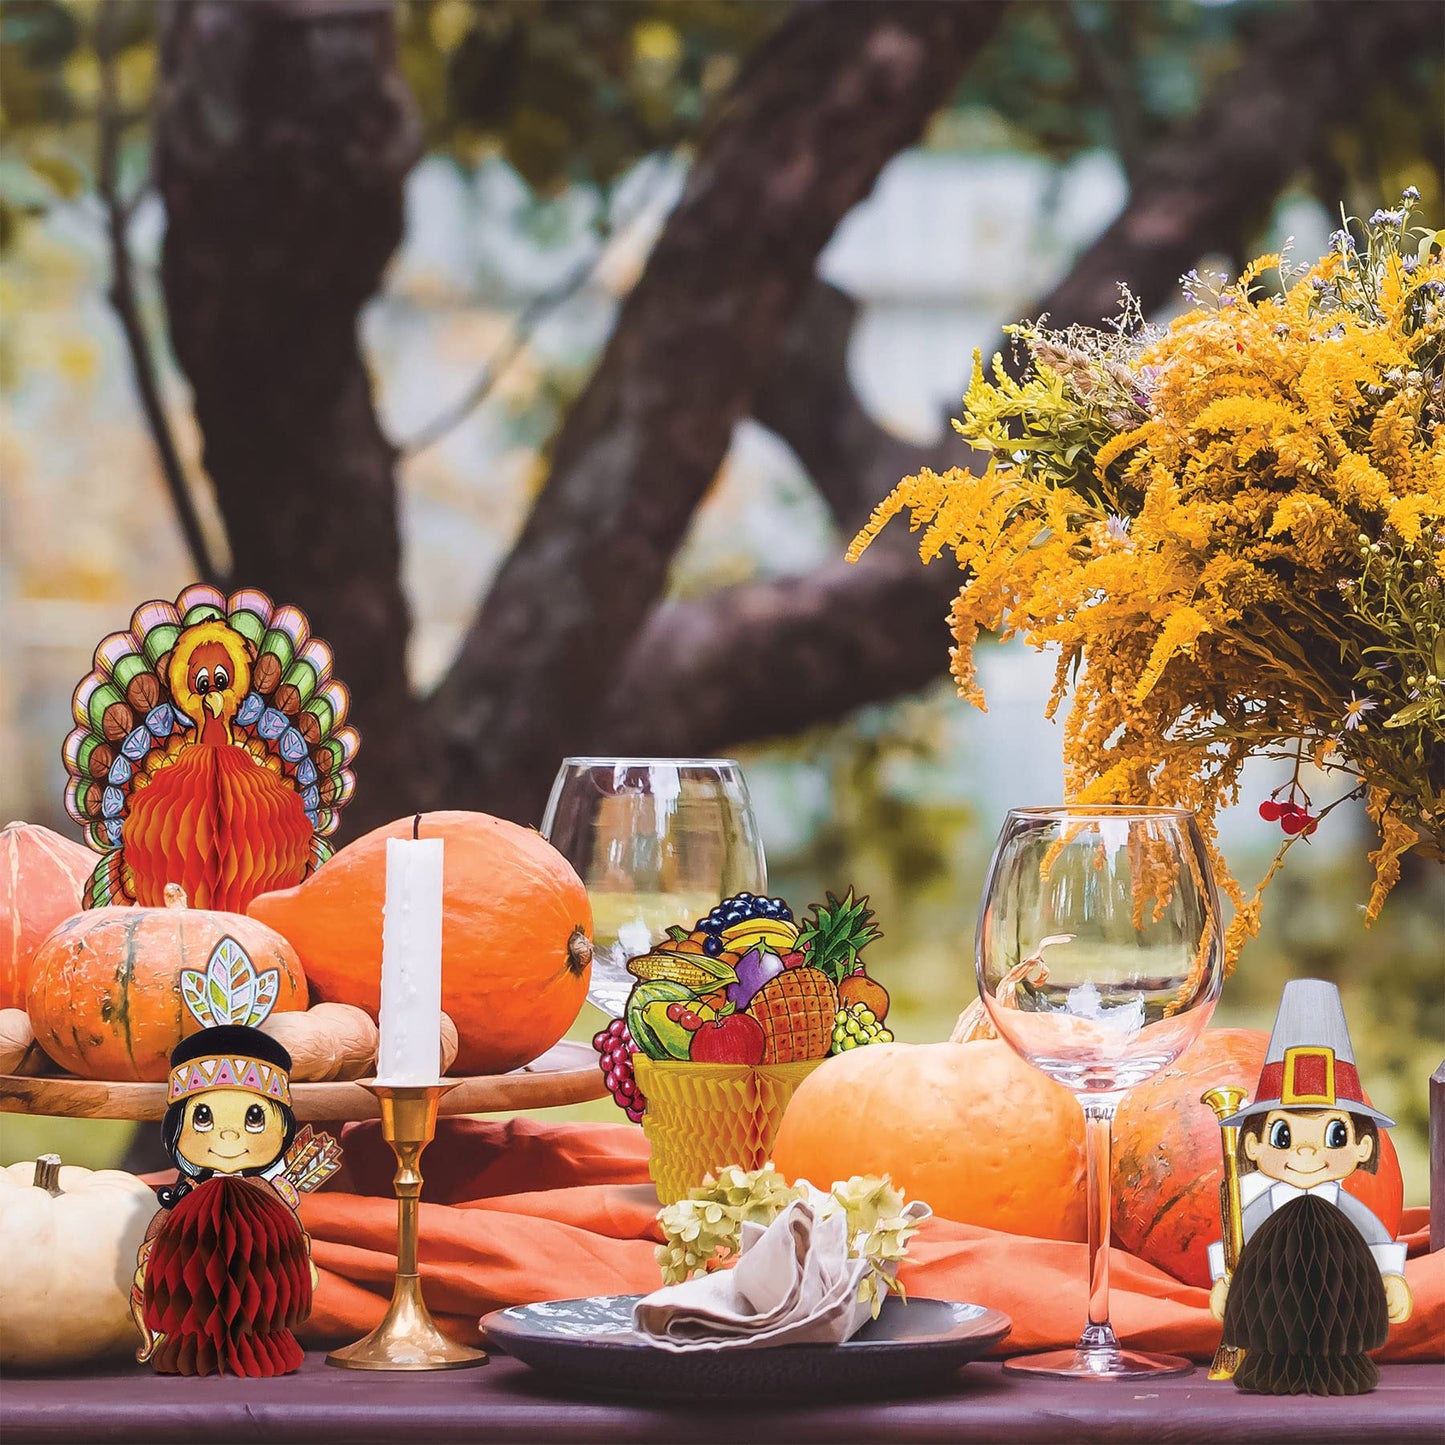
xmin=157 ymin=1026 xmax=297 ymax=1209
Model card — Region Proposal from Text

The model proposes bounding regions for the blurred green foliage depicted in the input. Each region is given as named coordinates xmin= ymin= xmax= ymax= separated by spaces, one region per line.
xmin=6 ymin=0 xmax=1441 ymax=256
xmin=0 ymin=0 xmax=782 ymax=253
xmin=398 ymin=0 xmax=782 ymax=191
xmin=943 ymin=0 xmax=1444 ymax=224
xmin=946 ymin=0 xmax=1252 ymax=162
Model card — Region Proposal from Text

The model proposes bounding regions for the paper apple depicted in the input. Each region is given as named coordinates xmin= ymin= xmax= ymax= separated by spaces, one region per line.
xmin=690 ymin=1012 xmax=766 ymax=1065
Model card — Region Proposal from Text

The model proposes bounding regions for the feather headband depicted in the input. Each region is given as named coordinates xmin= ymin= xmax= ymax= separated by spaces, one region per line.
xmin=168 ymin=936 xmax=292 ymax=1107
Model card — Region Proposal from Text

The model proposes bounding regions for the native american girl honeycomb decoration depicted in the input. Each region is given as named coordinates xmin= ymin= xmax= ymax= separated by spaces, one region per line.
xmin=132 ymin=934 xmax=340 ymax=1377
xmin=63 ymin=585 xmax=359 ymax=912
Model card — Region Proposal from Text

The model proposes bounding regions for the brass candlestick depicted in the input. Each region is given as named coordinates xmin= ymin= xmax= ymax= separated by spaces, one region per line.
xmin=1202 ymin=1084 xmax=1249 ymax=1381
xmin=327 ymin=1083 xmax=488 ymax=1371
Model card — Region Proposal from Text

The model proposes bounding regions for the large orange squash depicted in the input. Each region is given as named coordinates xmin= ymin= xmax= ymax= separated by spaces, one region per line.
xmin=0 ymin=822 xmax=96 ymax=1010
xmin=1111 ymin=1027 xmax=1403 ymax=1287
xmin=27 ymin=887 xmax=306 ymax=1081
xmin=249 ymin=810 xmax=593 ymax=1075
xmin=772 ymin=1040 xmax=1088 ymax=1241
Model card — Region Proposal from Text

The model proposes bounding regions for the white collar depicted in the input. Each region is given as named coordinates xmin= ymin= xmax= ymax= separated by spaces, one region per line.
xmin=1240 ymin=1172 xmax=1340 ymax=1207
xmin=1270 ymin=1177 xmax=1340 ymax=1205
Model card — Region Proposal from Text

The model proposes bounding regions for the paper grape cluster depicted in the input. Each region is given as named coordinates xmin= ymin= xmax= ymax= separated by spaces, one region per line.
xmin=591 ymin=1017 xmax=645 ymax=1123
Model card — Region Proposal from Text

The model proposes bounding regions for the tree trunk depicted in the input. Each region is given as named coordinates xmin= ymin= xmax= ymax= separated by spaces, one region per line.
xmin=155 ymin=0 xmax=423 ymax=833
xmin=422 ymin=0 xmax=1007 ymax=825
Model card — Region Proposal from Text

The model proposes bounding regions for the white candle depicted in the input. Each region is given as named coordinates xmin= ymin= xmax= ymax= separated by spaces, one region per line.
xmin=376 ymin=831 xmax=444 ymax=1086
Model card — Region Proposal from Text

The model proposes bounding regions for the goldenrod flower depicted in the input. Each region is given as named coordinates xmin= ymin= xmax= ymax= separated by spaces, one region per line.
xmin=851 ymin=193 xmax=1445 ymax=965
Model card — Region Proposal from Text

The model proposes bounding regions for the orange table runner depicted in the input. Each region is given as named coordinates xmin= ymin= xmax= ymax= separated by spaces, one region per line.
xmin=291 ymin=1116 xmax=1443 ymax=1360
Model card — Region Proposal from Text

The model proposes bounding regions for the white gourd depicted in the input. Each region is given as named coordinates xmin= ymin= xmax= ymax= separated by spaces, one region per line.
xmin=0 ymin=1008 xmax=48 ymax=1075
xmin=0 ymin=1155 xmax=156 ymax=1368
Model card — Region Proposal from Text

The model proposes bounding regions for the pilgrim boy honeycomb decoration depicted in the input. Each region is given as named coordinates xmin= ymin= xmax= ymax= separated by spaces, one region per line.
xmin=1207 ymin=979 xmax=1411 ymax=1396
xmin=64 ymin=584 xmax=359 ymax=912
xmin=131 ymin=935 xmax=340 ymax=1377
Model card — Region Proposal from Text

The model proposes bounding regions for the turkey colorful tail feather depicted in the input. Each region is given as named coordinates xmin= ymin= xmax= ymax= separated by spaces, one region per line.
xmin=82 ymin=848 xmax=133 ymax=910
xmin=62 ymin=585 xmax=360 ymax=910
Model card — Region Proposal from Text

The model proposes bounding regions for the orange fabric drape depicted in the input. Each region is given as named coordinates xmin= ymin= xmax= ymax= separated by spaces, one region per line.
xmin=276 ymin=1117 xmax=1445 ymax=1361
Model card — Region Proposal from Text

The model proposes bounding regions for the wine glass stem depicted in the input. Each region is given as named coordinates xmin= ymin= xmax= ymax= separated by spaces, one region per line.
xmin=1082 ymin=1098 xmax=1120 ymax=1349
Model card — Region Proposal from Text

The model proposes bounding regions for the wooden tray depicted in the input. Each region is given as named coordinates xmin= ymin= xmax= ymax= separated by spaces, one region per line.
xmin=0 ymin=1040 xmax=607 ymax=1122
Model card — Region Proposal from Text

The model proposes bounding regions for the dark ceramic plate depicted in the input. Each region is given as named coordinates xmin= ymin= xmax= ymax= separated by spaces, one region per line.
xmin=481 ymin=1295 xmax=1011 ymax=1401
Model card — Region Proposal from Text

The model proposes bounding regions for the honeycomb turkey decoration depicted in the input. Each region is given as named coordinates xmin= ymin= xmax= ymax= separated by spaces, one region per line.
xmin=63 ymin=584 xmax=359 ymax=910
xmin=1221 ymin=1192 xmax=1389 ymax=1395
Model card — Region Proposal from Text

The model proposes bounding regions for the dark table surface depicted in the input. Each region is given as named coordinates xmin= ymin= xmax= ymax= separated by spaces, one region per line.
xmin=3 ymin=1354 xmax=1442 ymax=1444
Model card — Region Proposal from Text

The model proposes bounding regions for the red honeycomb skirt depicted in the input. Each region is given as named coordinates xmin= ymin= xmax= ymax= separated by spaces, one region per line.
xmin=143 ymin=1175 xmax=312 ymax=1377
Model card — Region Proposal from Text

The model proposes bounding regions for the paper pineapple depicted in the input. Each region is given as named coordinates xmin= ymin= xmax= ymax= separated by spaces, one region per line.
xmin=796 ymin=889 xmax=883 ymax=983
xmin=63 ymin=584 xmax=359 ymax=911
xmin=748 ymin=968 xmax=838 ymax=1064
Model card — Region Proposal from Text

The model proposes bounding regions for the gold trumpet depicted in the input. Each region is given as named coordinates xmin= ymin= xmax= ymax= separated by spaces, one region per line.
xmin=1201 ymin=1085 xmax=1248 ymax=1381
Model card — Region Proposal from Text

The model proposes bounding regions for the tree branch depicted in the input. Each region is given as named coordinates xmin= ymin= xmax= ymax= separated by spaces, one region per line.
xmin=423 ymin=0 xmax=1008 ymax=823
xmin=400 ymin=247 xmax=600 ymax=457
xmin=596 ymin=0 xmax=1445 ymax=755
xmin=97 ymin=0 xmax=224 ymax=588
xmin=400 ymin=159 xmax=677 ymax=457
xmin=750 ymin=279 xmax=963 ymax=528
xmin=598 ymin=550 xmax=959 ymax=758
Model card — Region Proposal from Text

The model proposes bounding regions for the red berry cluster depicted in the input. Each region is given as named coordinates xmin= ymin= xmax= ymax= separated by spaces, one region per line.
xmin=592 ymin=1018 xmax=646 ymax=1123
xmin=1257 ymin=798 xmax=1317 ymax=836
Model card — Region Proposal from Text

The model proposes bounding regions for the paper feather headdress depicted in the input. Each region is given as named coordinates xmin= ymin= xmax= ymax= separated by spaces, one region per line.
xmin=167 ymin=936 xmax=291 ymax=1106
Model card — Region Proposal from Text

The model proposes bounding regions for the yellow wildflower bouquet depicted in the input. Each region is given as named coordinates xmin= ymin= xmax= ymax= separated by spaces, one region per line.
xmin=849 ymin=193 xmax=1444 ymax=964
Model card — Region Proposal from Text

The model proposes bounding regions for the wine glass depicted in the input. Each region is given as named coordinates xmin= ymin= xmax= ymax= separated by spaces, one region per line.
xmin=976 ymin=805 xmax=1223 ymax=1380
xmin=541 ymin=758 xmax=768 ymax=1016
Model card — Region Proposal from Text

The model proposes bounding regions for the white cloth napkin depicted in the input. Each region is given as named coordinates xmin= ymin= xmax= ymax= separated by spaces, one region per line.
xmin=632 ymin=1195 xmax=928 ymax=1352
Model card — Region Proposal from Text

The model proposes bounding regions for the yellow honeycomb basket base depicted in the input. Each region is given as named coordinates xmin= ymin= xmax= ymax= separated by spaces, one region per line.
xmin=633 ymin=1056 xmax=822 ymax=1205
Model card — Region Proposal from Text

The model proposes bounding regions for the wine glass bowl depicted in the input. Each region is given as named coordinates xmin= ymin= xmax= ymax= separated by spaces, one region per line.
xmin=976 ymin=805 xmax=1223 ymax=1380
xmin=541 ymin=758 xmax=767 ymax=1016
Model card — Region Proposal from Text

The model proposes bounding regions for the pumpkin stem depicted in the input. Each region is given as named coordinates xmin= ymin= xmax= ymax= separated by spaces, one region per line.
xmin=163 ymin=883 xmax=188 ymax=909
xmin=950 ymin=998 xmax=999 ymax=1043
xmin=33 ymin=1153 xmax=63 ymax=1195
xmin=566 ymin=927 xmax=594 ymax=978
xmin=954 ymin=949 xmax=1052 ymax=1042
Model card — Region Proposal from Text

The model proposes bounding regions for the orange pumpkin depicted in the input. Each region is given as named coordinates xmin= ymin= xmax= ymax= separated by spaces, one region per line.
xmin=1111 ymin=1027 xmax=1404 ymax=1287
xmin=249 ymin=810 xmax=592 ymax=1075
xmin=0 ymin=822 xmax=96 ymax=1010
xmin=772 ymin=1039 xmax=1088 ymax=1241
xmin=26 ymin=886 xmax=307 ymax=1081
